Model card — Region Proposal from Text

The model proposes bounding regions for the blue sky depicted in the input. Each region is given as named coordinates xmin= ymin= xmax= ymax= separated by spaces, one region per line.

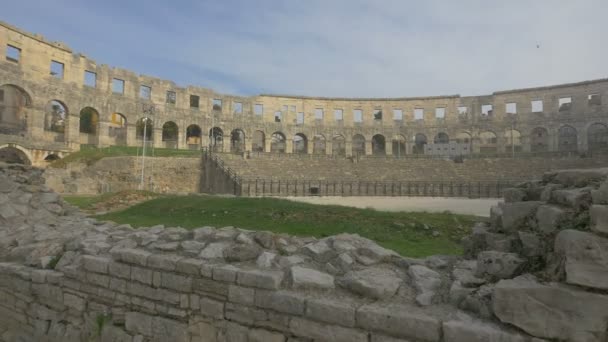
xmin=4 ymin=1 xmax=608 ymax=97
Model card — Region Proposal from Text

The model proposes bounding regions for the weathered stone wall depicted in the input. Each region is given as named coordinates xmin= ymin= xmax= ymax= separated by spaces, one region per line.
xmin=2 ymin=163 xmax=608 ymax=341
xmin=44 ymin=156 xmax=201 ymax=194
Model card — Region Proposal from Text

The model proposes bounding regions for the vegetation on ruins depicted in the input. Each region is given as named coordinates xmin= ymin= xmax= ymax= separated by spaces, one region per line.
xmin=72 ymin=195 xmax=480 ymax=257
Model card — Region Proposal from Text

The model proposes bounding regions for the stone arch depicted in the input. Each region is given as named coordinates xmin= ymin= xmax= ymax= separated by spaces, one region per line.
xmin=332 ymin=134 xmax=346 ymax=156
xmin=293 ymin=133 xmax=308 ymax=154
xmin=0 ymin=145 xmax=32 ymax=165
xmin=504 ymin=129 xmax=522 ymax=153
xmin=413 ymin=133 xmax=427 ymax=155
xmin=456 ymin=132 xmax=472 ymax=153
xmin=209 ymin=127 xmax=224 ymax=152
xmin=162 ymin=121 xmax=179 ymax=148
xmin=44 ymin=100 xmax=67 ymax=135
xmin=392 ymin=135 xmax=406 ymax=157
xmin=352 ymin=134 xmax=365 ymax=156
xmin=109 ymin=113 xmax=127 ymax=145
xmin=434 ymin=132 xmax=450 ymax=144
xmin=230 ymin=129 xmax=246 ymax=153
xmin=186 ymin=124 xmax=202 ymax=147
xmin=0 ymin=84 xmax=32 ymax=136
xmin=530 ymin=127 xmax=549 ymax=152
xmin=44 ymin=153 xmax=60 ymax=161
xmin=252 ymin=130 xmax=265 ymax=152
xmin=313 ymin=134 xmax=326 ymax=155
xmin=271 ymin=132 xmax=286 ymax=153
xmin=79 ymin=107 xmax=99 ymax=135
xmin=372 ymin=134 xmax=386 ymax=155
xmin=558 ymin=125 xmax=578 ymax=152
xmin=588 ymin=123 xmax=608 ymax=151
xmin=479 ymin=131 xmax=498 ymax=154
xmin=136 ymin=117 xmax=154 ymax=141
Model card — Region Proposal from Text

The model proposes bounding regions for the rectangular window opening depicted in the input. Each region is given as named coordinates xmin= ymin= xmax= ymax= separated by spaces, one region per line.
xmin=481 ymin=104 xmax=493 ymax=116
xmin=84 ymin=71 xmax=97 ymax=88
xmin=414 ymin=108 xmax=424 ymax=120
xmin=558 ymin=97 xmax=572 ymax=112
xmin=282 ymin=105 xmax=288 ymax=112
xmin=531 ymin=100 xmax=543 ymax=113
xmin=166 ymin=91 xmax=176 ymax=104
xmin=254 ymin=104 xmax=264 ymax=116
xmin=234 ymin=102 xmax=243 ymax=114
xmin=289 ymin=105 xmax=296 ymax=112
xmin=435 ymin=107 xmax=446 ymax=119
xmin=140 ymin=85 xmax=151 ymax=100
xmin=6 ymin=45 xmax=21 ymax=63
xmin=353 ymin=109 xmax=363 ymax=123
xmin=334 ymin=109 xmax=343 ymax=121
xmin=588 ymin=94 xmax=601 ymax=106
xmin=314 ymin=108 xmax=324 ymax=120
xmin=274 ymin=111 xmax=282 ymax=123
xmin=506 ymin=102 xmax=517 ymax=114
xmin=296 ymin=112 xmax=304 ymax=125
xmin=457 ymin=106 xmax=468 ymax=115
xmin=190 ymin=95 xmax=200 ymax=108
xmin=112 ymin=78 xmax=125 ymax=94
xmin=50 ymin=60 xmax=64 ymax=79
xmin=373 ymin=108 xmax=383 ymax=121
xmin=393 ymin=109 xmax=403 ymax=121
xmin=213 ymin=99 xmax=222 ymax=111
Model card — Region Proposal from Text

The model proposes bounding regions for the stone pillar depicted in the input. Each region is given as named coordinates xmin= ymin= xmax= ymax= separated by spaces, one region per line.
xmin=325 ymin=139 xmax=332 ymax=155
xmin=286 ymin=139 xmax=294 ymax=154
xmin=153 ymin=128 xmax=163 ymax=148
xmin=306 ymin=140 xmax=314 ymax=154
xmin=264 ymin=141 xmax=272 ymax=153
xmin=66 ymin=113 xmax=81 ymax=150
xmin=97 ymin=121 xmax=111 ymax=147
xmin=365 ymin=140 xmax=372 ymax=155
xmin=345 ymin=140 xmax=353 ymax=157
xmin=385 ymin=140 xmax=393 ymax=156
xmin=245 ymin=139 xmax=252 ymax=152
xmin=126 ymin=123 xmax=137 ymax=147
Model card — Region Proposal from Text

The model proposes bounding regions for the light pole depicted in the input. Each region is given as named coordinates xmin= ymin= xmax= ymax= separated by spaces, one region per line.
xmin=139 ymin=104 xmax=155 ymax=190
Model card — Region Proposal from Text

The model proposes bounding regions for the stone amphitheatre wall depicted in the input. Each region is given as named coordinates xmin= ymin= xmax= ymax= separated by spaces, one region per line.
xmin=2 ymin=163 xmax=608 ymax=341
xmin=1 ymin=21 xmax=608 ymax=167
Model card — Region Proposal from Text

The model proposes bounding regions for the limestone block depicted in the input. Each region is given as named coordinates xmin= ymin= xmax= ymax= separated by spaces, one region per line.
xmin=125 ymin=311 xmax=153 ymax=336
xmin=517 ymin=231 xmax=542 ymax=257
xmin=535 ymin=204 xmax=569 ymax=234
xmin=147 ymin=254 xmax=182 ymax=271
xmin=160 ymin=272 xmax=192 ymax=292
xmin=175 ymin=258 xmax=204 ymax=275
xmin=553 ymin=168 xmax=608 ymax=187
xmin=86 ymin=272 xmax=110 ymax=287
xmin=218 ymin=321 xmax=247 ymax=342
xmin=302 ymin=240 xmax=335 ymax=262
xmin=200 ymin=297 xmax=225 ymax=319
xmin=236 ymin=269 xmax=284 ymax=290
xmin=409 ymin=265 xmax=441 ymax=306
xmin=592 ymin=181 xmax=608 ymax=204
xmin=199 ymin=242 xmax=229 ymax=260
xmin=590 ymin=205 xmax=608 ymax=235
xmin=356 ymin=303 xmax=441 ymax=342
xmin=193 ymin=226 xmax=215 ymax=241
xmin=290 ymin=317 xmax=368 ymax=342
xmin=225 ymin=302 xmax=268 ymax=325
xmin=305 ymin=298 xmax=356 ymax=327
xmin=341 ymin=268 xmax=401 ymax=299
xmin=502 ymin=188 xmax=527 ymax=203
xmin=63 ymin=293 xmax=85 ymax=311
xmin=152 ymin=316 xmax=188 ymax=342
xmin=224 ymin=243 xmax=262 ymax=262
xmin=108 ymin=261 xmax=131 ymax=279
xmin=554 ymin=229 xmax=608 ymax=290
xmin=256 ymin=251 xmax=277 ymax=269
xmin=255 ymin=290 xmax=306 ymax=316
xmin=476 ymin=251 xmax=525 ymax=279
xmin=130 ymin=266 xmax=153 ymax=285
xmin=249 ymin=328 xmax=286 ymax=342
xmin=550 ymin=188 xmax=592 ymax=211
xmin=180 ymin=240 xmax=205 ymax=256
xmin=119 ymin=249 xmax=151 ymax=266
xmin=290 ymin=266 xmax=335 ymax=289
xmin=253 ymin=231 xmax=275 ymax=249
xmin=493 ymin=275 xmax=608 ymax=341
xmin=500 ymin=202 xmax=542 ymax=232
xmin=82 ymin=255 xmax=110 ymax=274
xmin=449 ymin=281 xmax=475 ymax=306
xmin=370 ymin=334 xmax=412 ymax=342
xmin=212 ymin=265 xmax=239 ymax=283
xmin=442 ymin=315 xmax=529 ymax=342
xmin=228 ymin=285 xmax=255 ymax=305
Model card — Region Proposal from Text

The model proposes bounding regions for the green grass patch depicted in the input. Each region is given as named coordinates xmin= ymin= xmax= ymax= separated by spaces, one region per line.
xmin=50 ymin=145 xmax=200 ymax=168
xmin=96 ymin=195 xmax=479 ymax=257
xmin=63 ymin=190 xmax=160 ymax=211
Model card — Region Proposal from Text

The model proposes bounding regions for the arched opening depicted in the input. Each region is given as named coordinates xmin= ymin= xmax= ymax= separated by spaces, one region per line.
xmin=313 ymin=134 xmax=326 ymax=154
xmin=252 ymin=130 xmax=265 ymax=152
xmin=293 ymin=133 xmax=308 ymax=154
xmin=413 ymin=133 xmax=427 ymax=154
xmin=588 ymin=123 xmax=608 ymax=152
xmin=79 ymin=107 xmax=99 ymax=135
xmin=44 ymin=100 xmax=67 ymax=140
xmin=186 ymin=124 xmax=202 ymax=148
xmin=530 ymin=127 xmax=549 ymax=152
xmin=504 ymin=129 xmax=522 ymax=153
xmin=479 ymin=131 xmax=498 ymax=154
xmin=392 ymin=135 xmax=406 ymax=157
xmin=352 ymin=134 xmax=365 ymax=156
xmin=455 ymin=132 xmax=472 ymax=154
xmin=372 ymin=134 xmax=386 ymax=155
xmin=0 ymin=146 xmax=31 ymax=165
xmin=434 ymin=132 xmax=450 ymax=144
xmin=0 ymin=84 xmax=31 ymax=136
xmin=332 ymin=134 xmax=346 ymax=156
xmin=209 ymin=127 xmax=224 ymax=152
xmin=44 ymin=154 xmax=60 ymax=161
xmin=558 ymin=126 xmax=577 ymax=152
xmin=162 ymin=121 xmax=179 ymax=148
xmin=109 ymin=113 xmax=127 ymax=145
xmin=271 ymin=132 xmax=286 ymax=153
xmin=230 ymin=129 xmax=246 ymax=153
xmin=136 ymin=117 xmax=153 ymax=141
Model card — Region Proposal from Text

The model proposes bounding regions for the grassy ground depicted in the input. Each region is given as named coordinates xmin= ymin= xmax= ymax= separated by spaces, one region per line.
xmin=68 ymin=194 xmax=481 ymax=257
xmin=50 ymin=145 xmax=200 ymax=168
xmin=63 ymin=190 xmax=161 ymax=212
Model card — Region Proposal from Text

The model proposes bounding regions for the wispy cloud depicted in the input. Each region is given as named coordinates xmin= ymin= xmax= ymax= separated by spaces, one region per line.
xmin=4 ymin=0 xmax=608 ymax=97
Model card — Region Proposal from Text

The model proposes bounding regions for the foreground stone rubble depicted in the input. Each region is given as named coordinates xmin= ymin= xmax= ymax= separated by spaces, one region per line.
xmin=0 ymin=162 xmax=607 ymax=342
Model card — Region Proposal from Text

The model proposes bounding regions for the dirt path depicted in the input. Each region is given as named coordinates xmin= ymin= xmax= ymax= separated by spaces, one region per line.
xmin=281 ymin=196 xmax=500 ymax=217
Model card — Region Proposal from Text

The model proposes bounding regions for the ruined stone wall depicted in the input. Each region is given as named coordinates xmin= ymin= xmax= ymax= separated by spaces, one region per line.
xmin=44 ymin=156 xmax=201 ymax=194
xmin=1 ymin=20 xmax=608 ymax=166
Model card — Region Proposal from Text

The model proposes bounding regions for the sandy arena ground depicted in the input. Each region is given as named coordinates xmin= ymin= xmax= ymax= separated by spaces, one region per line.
xmin=281 ymin=196 xmax=501 ymax=217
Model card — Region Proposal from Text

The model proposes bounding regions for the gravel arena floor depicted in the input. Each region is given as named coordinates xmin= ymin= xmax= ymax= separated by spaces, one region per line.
xmin=282 ymin=196 xmax=500 ymax=217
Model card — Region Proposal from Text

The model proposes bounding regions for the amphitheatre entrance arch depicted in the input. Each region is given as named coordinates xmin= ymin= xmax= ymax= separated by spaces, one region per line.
xmin=230 ymin=129 xmax=246 ymax=153
xmin=162 ymin=121 xmax=179 ymax=148
xmin=372 ymin=134 xmax=386 ymax=155
xmin=136 ymin=117 xmax=153 ymax=141
xmin=186 ymin=125 xmax=202 ymax=148
xmin=209 ymin=127 xmax=224 ymax=152
xmin=558 ymin=126 xmax=578 ymax=152
xmin=252 ymin=131 xmax=265 ymax=152
xmin=504 ymin=130 xmax=522 ymax=153
xmin=0 ymin=84 xmax=31 ymax=136
xmin=293 ymin=133 xmax=308 ymax=154
xmin=109 ymin=113 xmax=127 ymax=145
xmin=479 ymin=131 xmax=497 ymax=154
xmin=79 ymin=107 xmax=99 ymax=135
xmin=413 ymin=133 xmax=427 ymax=154
xmin=271 ymin=132 xmax=286 ymax=153
xmin=352 ymin=134 xmax=365 ymax=156
xmin=44 ymin=100 xmax=67 ymax=142
xmin=332 ymin=135 xmax=346 ymax=156
xmin=0 ymin=145 xmax=31 ymax=165
xmin=588 ymin=123 xmax=608 ymax=151
xmin=392 ymin=135 xmax=406 ymax=157
xmin=531 ymin=127 xmax=549 ymax=152
xmin=456 ymin=132 xmax=472 ymax=153
xmin=313 ymin=134 xmax=326 ymax=154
